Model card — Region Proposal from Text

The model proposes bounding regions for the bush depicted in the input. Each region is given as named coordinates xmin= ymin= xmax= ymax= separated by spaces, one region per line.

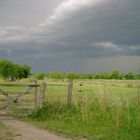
xmin=34 ymin=73 xmax=46 ymax=80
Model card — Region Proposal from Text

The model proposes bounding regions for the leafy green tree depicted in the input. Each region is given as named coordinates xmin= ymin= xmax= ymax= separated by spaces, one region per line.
xmin=110 ymin=71 xmax=120 ymax=79
xmin=13 ymin=64 xmax=21 ymax=79
xmin=0 ymin=59 xmax=31 ymax=80
xmin=49 ymin=71 xmax=63 ymax=79
xmin=34 ymin=73 xmax=46 ymax=80
xmin=66 ymin=73 xmax=78 ymax=81
xmin=0 ymin=59 xmax=15 ymax=80
xmin=125 ymin=72 xmax=134 ymax=80
xmin=85 ymin=74 xmax=93 ymax=79
xmin=19 ymin=65 xmax=31 ymax=78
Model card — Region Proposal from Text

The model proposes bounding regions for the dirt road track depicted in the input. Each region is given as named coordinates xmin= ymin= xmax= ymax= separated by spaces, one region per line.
xmin=0 ymin=111 xmax=71 ymax=140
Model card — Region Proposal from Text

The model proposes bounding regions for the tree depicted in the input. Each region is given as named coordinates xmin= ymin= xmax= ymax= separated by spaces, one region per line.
xmin=49 ymin=71 xmax=63 ymax=79
xmin=19 ymin=65 xmax=31 ymax=78
xmin=125 ymin=72 xmax=134 ymax=80
xmin=12 ymin=64 xmax=21 ymax=80
xmin=0 ymin=59 xmax=31 ymax=80
xmin=110 ymin=71 xmax=120 ymax=79
xmin=0 ymin=59 xmax=15 ymax=80
xmin=34 ymin=73 xmax=46 ymax=80
xmin=66 ymin=73 xmax=78 ymax=81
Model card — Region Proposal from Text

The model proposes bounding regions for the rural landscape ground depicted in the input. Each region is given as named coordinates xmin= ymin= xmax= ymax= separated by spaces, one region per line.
xmin=0 ymin=110 xmax=71 ymax=140
xmin=0 ymin=79 xmax=140 ymax=140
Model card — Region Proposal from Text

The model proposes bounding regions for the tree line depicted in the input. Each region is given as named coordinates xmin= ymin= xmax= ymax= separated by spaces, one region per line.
xmin=0 ymin=59 xmax=31 ymax=81
xmin=0 ymin=59 xmax=139 ymax=81
xmin=35 ymin=70 xmax=140 ymax=80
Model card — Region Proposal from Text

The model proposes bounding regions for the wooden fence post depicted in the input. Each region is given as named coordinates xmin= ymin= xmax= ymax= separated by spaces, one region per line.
xmin=34 ymin=80 xmax=38 ymax=109
xmin=138 ymin=85 xmax=140 ymax=105
xmin=103 ymin=83 xmax=107 ymax=109
xmin=40 ymin=82 xmax=46 ymax=109
xmin=67 ymin=81 xmax=73 ymax=106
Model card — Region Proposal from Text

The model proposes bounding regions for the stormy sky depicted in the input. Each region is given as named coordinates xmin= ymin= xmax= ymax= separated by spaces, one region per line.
xmin=0 ymin=0 xmax=140 ymax=73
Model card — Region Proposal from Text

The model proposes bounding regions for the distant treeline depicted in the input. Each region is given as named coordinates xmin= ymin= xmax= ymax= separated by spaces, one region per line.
xmin=0 ymin=59 xmax=139 ymax=81
xmin=35 ymin=70 xmax=140 ymax=80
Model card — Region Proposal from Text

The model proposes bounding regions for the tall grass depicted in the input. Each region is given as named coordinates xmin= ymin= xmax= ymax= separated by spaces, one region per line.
xmin=27 ymin=94 xmax=140 ymax=140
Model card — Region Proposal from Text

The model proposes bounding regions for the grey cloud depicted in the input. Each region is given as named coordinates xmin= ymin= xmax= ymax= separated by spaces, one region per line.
xmin=0 ymin=0 xmax=65 ymax=27
xmin=1 ymin=0 xmax=140 ymax=55
xmin=36 ymin=0 xmax=140 ymax=57
xmin=0 ymin=0 xmax=140 ymax=72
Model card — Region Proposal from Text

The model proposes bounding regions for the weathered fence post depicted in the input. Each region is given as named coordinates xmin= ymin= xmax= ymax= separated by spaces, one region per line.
xmin=34 ymin=80 xmax=38 ymax=109
xmin=103 ymin=83 xmax=107 ymax=109
xmin=40 ymin=82 xmax=46 ymax=109
xmin=67 ymin=81 xmax=73 ymax=106
xmin=138 ymin=85 xmax=140 ymax=105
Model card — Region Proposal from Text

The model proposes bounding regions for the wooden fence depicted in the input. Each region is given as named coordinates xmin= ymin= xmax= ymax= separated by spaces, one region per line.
xmin=0 ymin=81 xmax=73 ymax=110
xmin=0 ymin=81 xmax=40 ymax=110
xmin=45 ymin=82 xmax=73 ymax=106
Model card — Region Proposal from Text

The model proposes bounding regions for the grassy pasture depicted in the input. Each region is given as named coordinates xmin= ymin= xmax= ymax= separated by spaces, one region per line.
xmin=0 ymin=79 xmax=140 ymax=140
xmin=44 ymin=79 xmax=139 ymax=104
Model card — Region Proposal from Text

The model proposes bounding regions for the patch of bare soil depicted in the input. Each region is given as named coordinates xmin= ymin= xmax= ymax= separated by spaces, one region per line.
xmin=0 ymin=111 xmax=71 ymax=140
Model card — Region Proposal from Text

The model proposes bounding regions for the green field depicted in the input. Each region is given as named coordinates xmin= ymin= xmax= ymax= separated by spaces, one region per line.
xmin=0 ymin=79 xmax=140 ymax=140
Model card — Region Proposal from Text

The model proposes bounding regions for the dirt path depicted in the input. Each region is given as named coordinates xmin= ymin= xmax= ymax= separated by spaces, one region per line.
xmin=0 ymin=111 xmax=71 ymax=140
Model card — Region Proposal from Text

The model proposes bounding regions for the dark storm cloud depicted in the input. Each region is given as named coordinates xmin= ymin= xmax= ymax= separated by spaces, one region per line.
xmin=0 ymin=0 xmax=140 ymax=72
xmin=37 ymin=0 xmax=140 ymax=56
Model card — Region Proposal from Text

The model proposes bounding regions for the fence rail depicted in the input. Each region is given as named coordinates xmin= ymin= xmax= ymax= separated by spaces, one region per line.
xmin=0 ymin=81 xmax=74 ymax=110
xmin=0 ymin=81 xmax=40 ymax=110
xmin=0 ymin=84 xmax=40 ymax=87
